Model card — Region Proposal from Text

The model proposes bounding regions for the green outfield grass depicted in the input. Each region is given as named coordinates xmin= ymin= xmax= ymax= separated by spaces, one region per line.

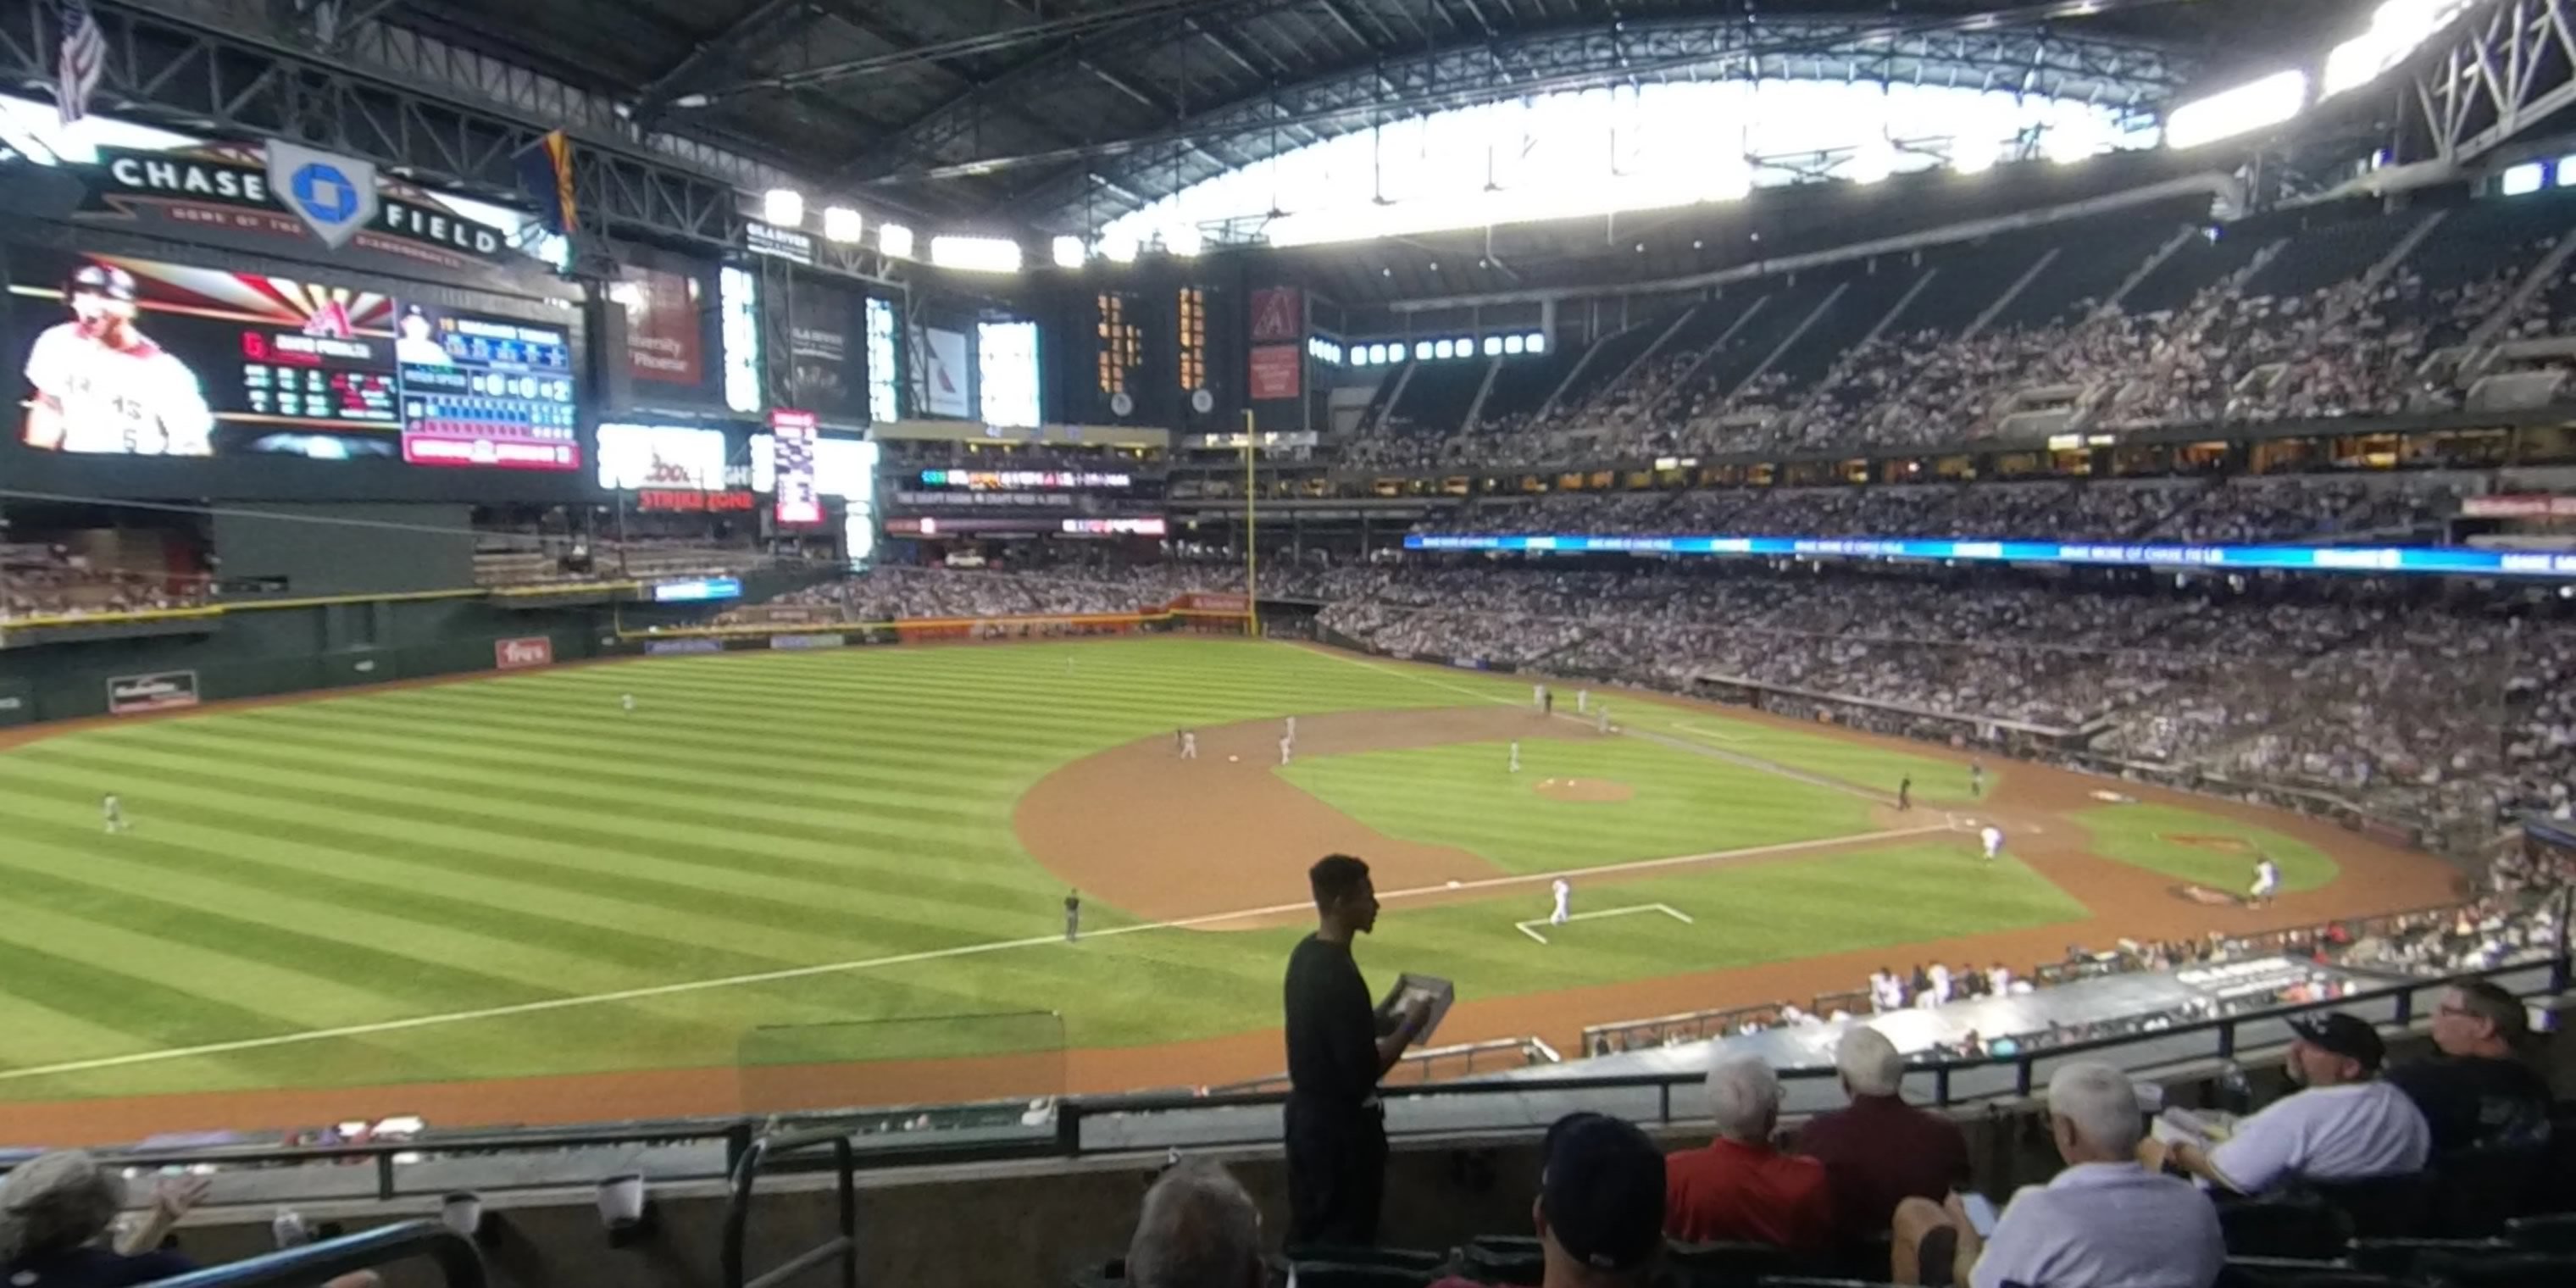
xmin=2071 ymin=803 xmax=2339 ymax=893
xmin=1279 ymin=738 xmax=1881 ymax=873
xmin=0 ymin=641 xmax=2159 ymax=1102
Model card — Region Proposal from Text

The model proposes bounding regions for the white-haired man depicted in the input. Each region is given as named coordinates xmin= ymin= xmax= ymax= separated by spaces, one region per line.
xmin=1663 ymin=1052 xmax=1833 ymax=1252
xmin=1893 ymin=1063 xmax=2222 ymax=1288
xmin=1797 ymin=1026 xmax=1971 ymax=1246
xmin=1127 ymin=1159 xmax=1264 ymax=1288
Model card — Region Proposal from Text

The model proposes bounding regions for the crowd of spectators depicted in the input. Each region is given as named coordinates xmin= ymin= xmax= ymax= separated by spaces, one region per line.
xmin=1440 ymin=475 xmax=2454 ymax=546
xmin=0 ymin=541 xmax=207 ymax=621
xmin=1332 ymin=219 xmax=2571 ymax=475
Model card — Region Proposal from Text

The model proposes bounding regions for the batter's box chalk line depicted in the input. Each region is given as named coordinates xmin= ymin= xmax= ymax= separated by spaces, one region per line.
xmin=1515 ymin=902 xmax=1695 ymax=944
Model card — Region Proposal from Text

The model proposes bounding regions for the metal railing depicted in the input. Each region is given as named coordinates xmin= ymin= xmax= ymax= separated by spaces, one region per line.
xmin=147 ymin=1219 xmax=483 ymax=1288
xmin=1208 ymin=1036 xmax=1559 ymax=1094
xmin=7 ymin=946 xmax=2563 ymax=1208
xmin=722 ymin=1126 xmax=859 ymax=1288
xmin=1582 ymin=1001 xmax=1795 ymax=1056
xmin=1052 ymin=948 xmax=2573 ymax=1151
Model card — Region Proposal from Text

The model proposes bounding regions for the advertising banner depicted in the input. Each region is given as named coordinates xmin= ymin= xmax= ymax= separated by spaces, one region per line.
xmin=493 ymin=636 xmax=555 ymax=670
xmin=621 ymin=266 xmax=705 ymax=386
xmin=646 ymin=638 xmax=725 ymax=657
xmin=763 ymin=280 xmax=867 ymax=421
xmin=2463 ymin=495 xmax=2576 ymax=519
xmin=0 ymin=679 xmax=30 ymax=726
xmin=597 ymin=424 xmax=725 ymax=491
xmin=108 ymin=669 xmax=200 ymax=715
xmin=917 ymin=327 xmax=973 ymax=417
xmin=79 ymin=142 xmax=514 ymax=277
xmin=1176 ymin=592 xmax=1251 ymax=613
xmin=1248 ymin=344 xmax=1302 ymax=401
xmin=769 ymin=633 xmax=847 ymax=651
xmin=770 ymin=409 xmax=823 ymax=525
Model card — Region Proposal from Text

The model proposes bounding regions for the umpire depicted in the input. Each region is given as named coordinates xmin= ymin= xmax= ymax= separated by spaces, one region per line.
xmin=1282 ymin=853 xmax=1431 ymax=1246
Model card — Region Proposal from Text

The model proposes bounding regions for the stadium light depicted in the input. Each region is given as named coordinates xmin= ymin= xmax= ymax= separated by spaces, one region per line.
xmin=2166 ymin=70 xmax=2310 ymax=150
xmin=820 ymin=206 xmax=863 ymax=242
xmin=1524 ymin=331 xmax=1546 ymax=353
xmin=1502 ymin=335 xmax=1526 ymax=356
xmin=1101 ymin=232 xmax=1139 ymax=264
xmin=1483 ymin=336 xmax=1504 ymax=357
xmin=2502 ymin=163 xmax=2546 ymax=197
xmin=1847 ymin=137 xmax=1896 ymax=186
xmin=1052 ymin=236 xmax=1086 ymax=268
xmin=2558 ymin=157 xmax=2576 ymax=188
xmin=879 ymin=223 xmax=915 ymax=258
xmin=762 ymin=189 xmax=805 ymax=227
xmin=1433 ymin=339 xmax=1454 ymax=359
xmin=1951 ymin=137 xmax=1999 ymax=175
xmin=931 ymin=236 xmax=1024 ymax=273
xmin=1414 ymin=341 xmax=1433 ymax=361
xmin=2324 ymin=1 xmax=2474 ymax=99
xmin=1165 ymin=224 xmax=1205 ymax=257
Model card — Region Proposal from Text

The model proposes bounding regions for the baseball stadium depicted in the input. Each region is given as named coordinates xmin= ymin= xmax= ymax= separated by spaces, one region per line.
xmin=0 ymin=3 xmax=2573 ymax=1288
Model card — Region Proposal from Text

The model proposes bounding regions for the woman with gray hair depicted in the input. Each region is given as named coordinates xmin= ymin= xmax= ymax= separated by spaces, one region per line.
xmin=0 ymin=1150 xmax=205 ymax=1287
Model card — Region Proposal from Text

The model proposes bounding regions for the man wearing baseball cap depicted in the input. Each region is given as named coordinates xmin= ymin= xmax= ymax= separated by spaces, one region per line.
xmin=21 ymin=260 xmax=214 ymax=456
xmin=2165 ymin=1012 xmax=2430 ymax=1195
xmin=1528 ymin=1113 xmax=1667 ymax=1288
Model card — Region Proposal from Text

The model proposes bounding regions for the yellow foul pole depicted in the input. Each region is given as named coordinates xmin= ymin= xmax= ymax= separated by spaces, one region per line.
xmin=1242 ymin=409 xmax=1259 ymax=637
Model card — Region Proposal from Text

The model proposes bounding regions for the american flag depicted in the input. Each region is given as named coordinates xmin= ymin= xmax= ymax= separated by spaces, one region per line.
xmin=57 ymin=0 xmax=106 ymax=127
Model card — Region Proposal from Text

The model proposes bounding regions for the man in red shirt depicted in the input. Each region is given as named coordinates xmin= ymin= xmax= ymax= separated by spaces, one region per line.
xmin=1665 ymin=1052 xmax=1834 ymax=1252
xmin=1796 ymin=1026 xmax=1971 ymax=1246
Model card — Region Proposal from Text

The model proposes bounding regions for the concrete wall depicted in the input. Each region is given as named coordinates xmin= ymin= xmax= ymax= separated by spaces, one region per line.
xmin=151 ymin=1012 xmax=2576 ymax=1288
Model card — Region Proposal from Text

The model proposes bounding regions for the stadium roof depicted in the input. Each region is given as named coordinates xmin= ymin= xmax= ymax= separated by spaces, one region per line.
xmin=382 ymin=0 xmax=2368 ymax=234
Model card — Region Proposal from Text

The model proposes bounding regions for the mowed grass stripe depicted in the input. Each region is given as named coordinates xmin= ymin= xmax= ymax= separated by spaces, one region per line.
xmin=0 ymin=763 xmax=924 ymax=963
xmin=0 ymin=790 xmax=813 ymax=980
xmin=0 ymin=830 xmax=765 ymax=1013
xmin=21 ymin=743 xmax=1030 ymax=940
xmin=127 ymin=722 xmax=1045 ymax=902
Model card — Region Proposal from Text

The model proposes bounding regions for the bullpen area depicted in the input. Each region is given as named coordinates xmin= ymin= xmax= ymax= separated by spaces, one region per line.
xmin=0 ymin=637 xmax=2458 ymax=1140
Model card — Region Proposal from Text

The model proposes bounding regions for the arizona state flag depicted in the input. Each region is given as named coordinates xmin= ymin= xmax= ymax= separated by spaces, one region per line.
xmin=517 ymin=130 xmax=576 ymax=235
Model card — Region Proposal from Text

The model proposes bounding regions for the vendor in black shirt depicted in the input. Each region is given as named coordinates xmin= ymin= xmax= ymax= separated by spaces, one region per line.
xmin=2386 ymin=980 xmax=2553 ymax=1156
xmin=1283 ymin=853 xmax=1433 ymax=1246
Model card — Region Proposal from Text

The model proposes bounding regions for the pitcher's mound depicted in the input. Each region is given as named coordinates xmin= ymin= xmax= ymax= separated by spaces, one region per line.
xmin=1536 ymin=777 xmax=1633 ymax=802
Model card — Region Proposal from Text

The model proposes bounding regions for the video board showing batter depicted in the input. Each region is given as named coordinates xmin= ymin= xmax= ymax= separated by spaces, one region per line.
xmin=6 ymin=246 xmax=580 ymax=471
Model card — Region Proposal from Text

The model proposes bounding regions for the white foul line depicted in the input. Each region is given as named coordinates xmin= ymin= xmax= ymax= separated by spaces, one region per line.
xmin=0 ymin=824 xmax=1946 ymax=1084
xmin=1515 ymin=902 xmax=1695 ymax=944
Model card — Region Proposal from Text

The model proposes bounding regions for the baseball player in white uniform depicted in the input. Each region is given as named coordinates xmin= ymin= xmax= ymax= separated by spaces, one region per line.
xmin=1927 ymin=961 xmax=1953 ymax=1005
xmin=1576 ymin=689 xmax=1588 ymax=714
xmin=1180 ymin=730 xmax=1198 ymax=759
xmin=21 ymin=264 xmax=215 ymax=456
xmin=1285 ymin=715 xmax=1296 ymax=745
xmin=1533 ymin=683 xmax=1546 ymax=710
xmin=2250 ymin=857 xmax=2280 ymax=905
xmin=1979 ymin=824 xmax=2004 ymax=862
xmin=1509 ymin=741 xmax=1521 ymax=773
xmin=1279 ymin=735 xmax=1292 ymax=767
xmin=620 ymin=693 xmax=636 ymax=713
xmin=102 ymin=792 xmax=128 ymax=835
xmin=1595 ymin=705 xmax=1610 ymax=734
xmin=1550 ymin=878 xmax=1571 ymax=925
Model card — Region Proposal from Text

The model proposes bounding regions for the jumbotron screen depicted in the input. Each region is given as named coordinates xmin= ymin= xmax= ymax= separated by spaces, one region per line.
xmin=6 ymin=246 xmax=580 ymax=470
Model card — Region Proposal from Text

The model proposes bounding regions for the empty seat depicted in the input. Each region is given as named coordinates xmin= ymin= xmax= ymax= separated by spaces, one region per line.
xmin=2218 ymin=1193 xmax=2350 ymax=1261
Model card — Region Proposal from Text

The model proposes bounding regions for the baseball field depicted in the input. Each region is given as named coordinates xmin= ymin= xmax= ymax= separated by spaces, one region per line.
xmin=0 ymin=636 xmax=2458 ymax=1139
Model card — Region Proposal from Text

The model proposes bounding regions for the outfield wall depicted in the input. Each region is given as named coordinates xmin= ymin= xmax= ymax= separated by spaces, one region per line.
xmin=0 ymin=598 xmax=612 ymax=725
